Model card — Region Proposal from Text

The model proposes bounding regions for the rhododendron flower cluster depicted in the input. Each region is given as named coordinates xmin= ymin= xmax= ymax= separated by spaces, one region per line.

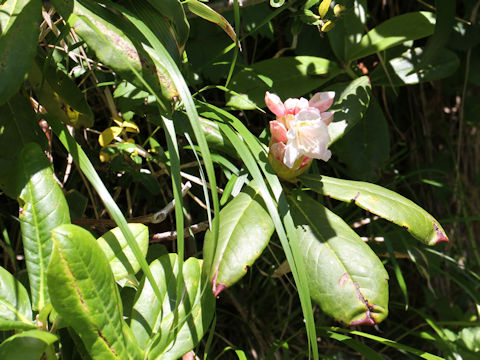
xmin=265 ymin=91 xmax=335 ymax=182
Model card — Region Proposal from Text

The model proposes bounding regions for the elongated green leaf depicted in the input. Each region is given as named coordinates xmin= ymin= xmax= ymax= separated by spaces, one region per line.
xmin=122 ymin=0 xmax=184 ymax=64
xmin=185 ymin=0 xmax=236 ymax=42
xmin=326 ymin=76 xmax=371 ymax=144
xmin=68 ymin=0 xmax=177 ymax=106
xmin=203 ymin=183 xmax=274 ymax=294
xmin=347 ymin=12 xmax=436 ymax=61
xmin=288 ymin=191 xmax=389 ymax=325
xmin=300 ymin=175 xmax=449 ymax=245
xmin=131 ymin=254 xmax=215 ymax=360
xmin=47 ymin=224 xmax=143 ymax=360
xmin=419 ymin=0 xmax=456 ymax=70
xmin=0 ymin=94 xmax=47 ymax=198
xmin=18 ymin=143 xmax=71 ymax=310
xmin=199 ymin=102 xmax=319 ymax=359
xmin=323 ymin=327 xmax=446 ymax=360
xmin=97 ymin=223 xmax=149 ymax=282
xmin=0 ymin=330 xmax=57 ymax=360
xmin=333 ymin=98 xmax=389 ymax=181
xmin=370 ymin=47 xmax=459 ymax=86
xmin=321 ymin=330 xmax=383 ymax=360
xmin=0 ymin=266 xmax=34 ymax=330
xmin=0 ymin=0 xmax=41 ymax=104
xmin=146 ymin=0 xmax=189 ymax=50
xmin=226 ymin=56 xmax=342 ymax=109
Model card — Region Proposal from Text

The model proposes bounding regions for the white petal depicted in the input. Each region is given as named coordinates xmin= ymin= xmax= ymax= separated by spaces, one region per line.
xmin=283 ymin=142 xmax=300 ymax=168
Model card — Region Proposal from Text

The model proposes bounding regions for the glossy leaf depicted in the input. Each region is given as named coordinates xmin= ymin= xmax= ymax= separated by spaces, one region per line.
xmin=131 ymin=254 xmax=215 ymax=360
xmin=333 ymin=98 xmax=390 ymax=181
xmin=226 ymin=56 xmax=342 ymax=109
xmin=288 ymin=191 xmax=389 ymax=326
xmin=68 ymin=0 xmax=177 ymax=106
xmin=0 ymin=330 xmax=58 ymax=360
xmin=300 ymin=175 xmax=449 ymax=245
xmin=0 ymin=0 xmax=41 ymax=104
xmin=97 ymin=223 xmax=149 ymax=282
xmin=18 ymin=143 xmax=71 ymax=310
xmin=203 ymin=183 xmax=274 ymax=295
xmin=47 ymin=224 xmax=143 ymax=360
xmin=0 ymin=94 xmax=47 ymax=198
xmin=347 ymin=12 xmax=436 ymax=61
xmin=185 ymin=0 xmax=236 ymax=42
xmin=0 ymin=266 xmax=34 ymax=330
xmin=326 ymin=76 xmax=372 ymax=144
xmin=370 ymin=47 xmax=459 ymax=86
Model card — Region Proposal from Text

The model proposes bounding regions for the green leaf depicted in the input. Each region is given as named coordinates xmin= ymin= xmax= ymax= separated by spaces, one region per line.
xmin=333 ymin=98 xmax=390 ymax=181
xmin=225 ymin=56 xmax=342 ymax=110
xmin=203 ymin=182 xmax=274 ymax=294
xmin=97 ymin=223 xmax=149 ymax=282
xmin=0 ymin=266 xmax=34 ymax=330
xmin=0 ymin=330 xmax=58 ymax=360
xmin=29 ymin=57 xmax=94 ymax=129
xmin=131 ymin=254 xmax=215 ymax=360
xmin=0 ymin=0 xmax=41 ymax=104
xmin=326 ymin=76 xmax=372 ymax=144
xmin=185 ymin=0 xmax=236 ymax=42
xmin=122 ymin=0 xmax=185 ymax=65
xmin=145 ymin=0 xmax=189 ymax=50
xmin=370 ymin=47 xmax=459 ymax=86
xmin=419 ymin=0 xmax=456 ymax=70
xmin=0 ymin=94 xmax=47 ymax=198
xmin=288 ymin=191 xmax=389 ymax=326
xmin=67 ymin=0 xmax=177 ymax=106
xmin=300 ymin=175 xmax=449 ymax=245
xmin=18 ymin=143 xmax=71 ymax=310
xmin=47 ymin=224 xmax=143 ymax=360
xmin=347 ymin=12 xmax=436 ymax=61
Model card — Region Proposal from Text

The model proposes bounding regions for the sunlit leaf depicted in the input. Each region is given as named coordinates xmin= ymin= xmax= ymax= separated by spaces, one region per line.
xmin=288 ymin=190 xmax=389 ymax=325
xmin=203 ymin=182 xmax=274 ymax=295
xmin=0 ymin=266 xmax=34 ymax=330
xmin=226 ymin=56 xmax=342 ymax=110
xmin=347 ymin=12 xmax=436 ymax=61
xmin=326 ymin=76 xmax=372 ymax=144
xmin=0 ymin=330 xmax=57 ymax=360
xmin=131 ymin=254 xmax=215 ymax=360
xmin=370 ymin=47 xmax=459 ymax=86
xmin=300 ymin=175 xmax=449 ymax=245
xmin=47 ymin=224 xmax=143 ymax=359
xmin=97 ymin=223 xmax=149 ymax=282
xmin=18 ymin=143 xmax=71 ymax=310
xmin=185 ymin=0 xmax=236 ymax=42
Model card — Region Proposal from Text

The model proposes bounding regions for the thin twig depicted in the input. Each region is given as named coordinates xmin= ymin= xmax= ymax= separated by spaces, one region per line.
xmin=150 ymin=221 xmax=210 ymax=243
xmin=72 ymin=182 xmax=192 ymax=226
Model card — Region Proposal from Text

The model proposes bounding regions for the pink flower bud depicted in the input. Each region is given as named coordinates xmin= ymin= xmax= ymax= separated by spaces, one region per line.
xmin=309 ymin=91 xmax=335 ymax=112
xmin=321 ymin=111 xmax=334 ymax=125
xmin=270 ymin=121 xmax=288 ymax=143
xmin=269 ymin=142 xmax=286 ymax=162
xmin=265 ymin=92 xmax=285 ymax=117
xmin=284 ymin=97 xmax=309 ymax=115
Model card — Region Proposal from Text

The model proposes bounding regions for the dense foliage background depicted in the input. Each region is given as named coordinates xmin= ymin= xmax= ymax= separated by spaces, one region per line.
xmin=0 ymin=0 xmax=479 ymax=359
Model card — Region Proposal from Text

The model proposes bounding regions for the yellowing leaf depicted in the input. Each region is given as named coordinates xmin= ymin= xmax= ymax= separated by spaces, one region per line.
xmin=319 ymin=0 xmax=332 ymax=19
xmin=99 ymin=126 xmax=123 ymax=147
xmin=321 ymin=20 xmax=335 ymax=32
xmin=122 ymin=120 xmax=140 ymax=133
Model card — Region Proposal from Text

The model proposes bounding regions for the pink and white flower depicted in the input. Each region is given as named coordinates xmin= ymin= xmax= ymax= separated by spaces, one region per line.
xmin=265 ymin=91 xmax=335 ymax=180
